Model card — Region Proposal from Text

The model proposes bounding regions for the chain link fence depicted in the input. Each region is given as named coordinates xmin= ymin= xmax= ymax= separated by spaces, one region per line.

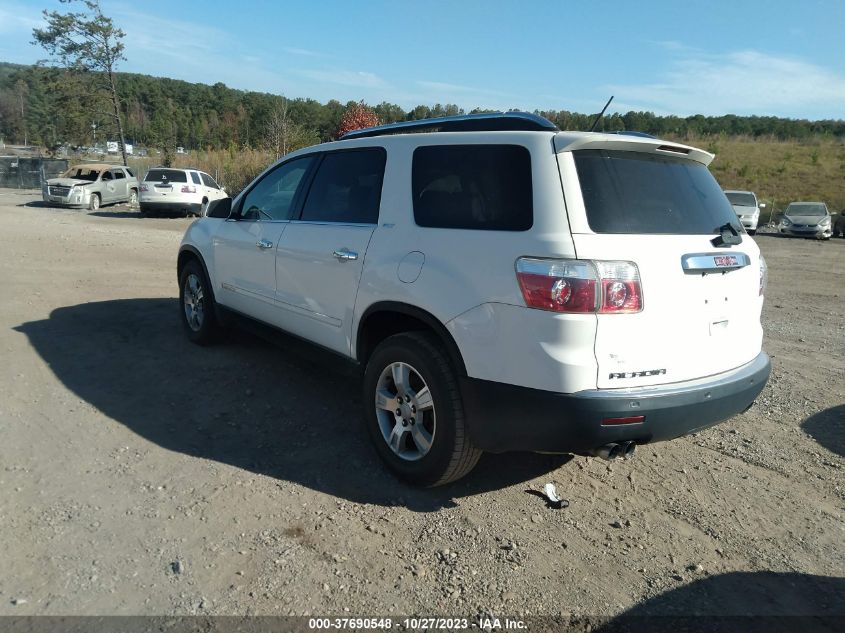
xmin=0 ymin=157 xmax=69 ymax=189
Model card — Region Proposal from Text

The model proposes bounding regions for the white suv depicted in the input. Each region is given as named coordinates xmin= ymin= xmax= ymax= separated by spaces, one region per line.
xmin=177 ymin=112 xmax=771 ymax=486
xmin=140 ymin=167 xmax=227 ymax=217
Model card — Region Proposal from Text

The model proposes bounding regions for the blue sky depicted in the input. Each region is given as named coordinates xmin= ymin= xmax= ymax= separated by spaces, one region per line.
xmin=1 ymin=0 xmax=844 ymax=119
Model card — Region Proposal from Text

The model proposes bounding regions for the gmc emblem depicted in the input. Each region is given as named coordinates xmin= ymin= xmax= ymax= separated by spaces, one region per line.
xmin=713 ymin=255 xmax=738 ymax=267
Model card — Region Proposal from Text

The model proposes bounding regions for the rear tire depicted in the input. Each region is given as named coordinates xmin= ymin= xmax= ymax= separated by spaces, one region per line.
xmin=362 ymin=332 xmax=481 ymax=486
xmin=179 ymin=259 xmax=219 ymax=345
xmin=748 ymin=229 xmax=756 ymax=236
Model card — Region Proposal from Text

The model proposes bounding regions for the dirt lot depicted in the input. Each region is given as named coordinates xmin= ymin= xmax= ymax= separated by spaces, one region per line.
xmin=0 ymin=189 xmax=842 ymax=626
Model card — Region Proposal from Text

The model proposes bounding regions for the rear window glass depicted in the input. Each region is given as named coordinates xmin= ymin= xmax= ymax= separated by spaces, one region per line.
xmin=412 ymin=145 xmax=532 ymax=231
xmin=144 ymin=169 xmax=187 ymax=183
xmin=574 ymin=150 xmax=739 ymax=235
xmin=300 ymin=149 xmax=386 ymax=224
xmin=725 ymin=192 xmax=756 ymax=207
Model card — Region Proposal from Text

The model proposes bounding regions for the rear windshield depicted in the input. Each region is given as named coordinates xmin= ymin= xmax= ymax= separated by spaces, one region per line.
xmin=574 ymin=150 xmax=740 ymax=235
xmin=725 ymin=192 xmax=756 ymax=207
xmin=144 ymin=169 xmax=187 ymax=183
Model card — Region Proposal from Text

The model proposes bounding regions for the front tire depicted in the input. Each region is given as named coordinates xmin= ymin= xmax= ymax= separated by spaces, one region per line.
xmin=362 ymin=332 xmax=481 ymax=486
xmin=179 ymin=259 xmax=218 ymax=345
xmin=88 ymin=193 xmax=100 ymax=211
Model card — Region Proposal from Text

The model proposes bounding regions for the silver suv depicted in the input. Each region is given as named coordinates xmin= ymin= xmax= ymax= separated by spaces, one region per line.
xmin=42 ymin=163 xmax=139 ymax=210
xmin=177 ymin=112 xmax=770 ymax=486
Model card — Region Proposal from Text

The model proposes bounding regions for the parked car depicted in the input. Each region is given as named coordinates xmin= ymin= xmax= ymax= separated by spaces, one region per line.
xmin=724 ymin=190 xmax=764 ymax=235
xmin=139 ymin=167 xmax=227 ymax=217
xmin=779 ymin=202 xmax=832 ymax=239
xmin=42 ymin=163 xmax=139 ymax=210
xmin=176 ymin=112 xmax=770 ymax=486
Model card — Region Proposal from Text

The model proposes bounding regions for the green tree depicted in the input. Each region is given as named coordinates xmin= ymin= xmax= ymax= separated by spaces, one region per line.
xmin=32 ymin=0 xmax=129 ymax=165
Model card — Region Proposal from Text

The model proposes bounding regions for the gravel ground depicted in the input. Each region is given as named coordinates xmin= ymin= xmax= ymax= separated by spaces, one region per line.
xmin=0 ymin=189 xmax=842 ymax=624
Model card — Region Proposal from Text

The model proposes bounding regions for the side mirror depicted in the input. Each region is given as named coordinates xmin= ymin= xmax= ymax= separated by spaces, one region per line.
xmin=759 ymin=203 xmax=767 ymax=209
xmin=205 ymin=197 xmax=232 ymax=218
xmin=220 ymin=186 xmax=226 ymax=194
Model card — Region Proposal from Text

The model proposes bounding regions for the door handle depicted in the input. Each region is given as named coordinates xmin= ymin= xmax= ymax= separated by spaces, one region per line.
xmin=256 ymin=239 xmax=274 ymax=249
xmin=332 ymin=248 xmax=358 ymax=261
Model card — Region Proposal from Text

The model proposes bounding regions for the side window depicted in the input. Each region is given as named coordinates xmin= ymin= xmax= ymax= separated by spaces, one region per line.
xmin=200 ymin=173 xmax=220 ymax=189
xmin=125 ymin=168 xmax=135 ymax=178
xmin=190 ymin=172 xmax=202 ymax=185
xmin=239 ymin=156 xmax=314 ymax=221
xmin=101 ymin=171 xmax=112 ymax=181
xmin=113 ymin=170 xmax=125 ymax=180
xmin=412 ymin=145 xmax=532 ymax=231
xmin=300 ymin=149 xmax=386 ymax=224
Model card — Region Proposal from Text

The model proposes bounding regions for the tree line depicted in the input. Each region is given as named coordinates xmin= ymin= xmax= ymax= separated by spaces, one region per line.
xmin=2 ymin=60 xmax=844 ymax=154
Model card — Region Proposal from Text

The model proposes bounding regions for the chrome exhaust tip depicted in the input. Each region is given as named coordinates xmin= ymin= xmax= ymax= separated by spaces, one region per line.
xmin=593 ymin=443 xmax=621 ymax=461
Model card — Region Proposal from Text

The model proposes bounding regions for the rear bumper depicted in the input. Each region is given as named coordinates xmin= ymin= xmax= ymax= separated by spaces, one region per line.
xmin=140 ymin=201 xmax=202 ymax=215
xmin=461 ymin=352 xmax=771 ymax=454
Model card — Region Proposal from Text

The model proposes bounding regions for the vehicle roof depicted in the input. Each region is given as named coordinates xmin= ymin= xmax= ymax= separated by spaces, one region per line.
xmin=787 ymin=201 xmax=827 ymax=205
xmin=724 ymin=189 xmax=757 ymax=194
xmin=147 ymin=166 xmax=203 ymax=172
xmin=68 ymin=163 xmax=125 ymax=171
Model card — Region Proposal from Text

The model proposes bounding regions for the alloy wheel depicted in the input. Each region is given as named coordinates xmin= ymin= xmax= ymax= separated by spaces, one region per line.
xmin=374 ymin=361 xmax=436 ymax=461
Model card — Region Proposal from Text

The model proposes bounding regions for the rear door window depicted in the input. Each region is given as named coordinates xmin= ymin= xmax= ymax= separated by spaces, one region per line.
xmin=299 ymin=149 xmax=386 ymax=224
xmin=573 ymin=149 xmax=739 ymax=234
xmin=113 ymin=170 xmax=125 ymax=180
xmin=145 ymin=169 xmax=187 ymax=183
xmin=190 ymin=172 xmax=202 ymax=185
xmin=412 ymin=145 xmax=532 ymax=231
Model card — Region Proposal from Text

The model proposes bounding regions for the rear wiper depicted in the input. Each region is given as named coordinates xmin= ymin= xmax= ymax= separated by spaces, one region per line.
xmin=711 ymin=222 xmax=742 ymax=247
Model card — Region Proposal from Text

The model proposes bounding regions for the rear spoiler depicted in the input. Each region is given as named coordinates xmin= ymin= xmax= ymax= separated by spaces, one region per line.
xmin=553 ymin=132 xmax=714 ymax=166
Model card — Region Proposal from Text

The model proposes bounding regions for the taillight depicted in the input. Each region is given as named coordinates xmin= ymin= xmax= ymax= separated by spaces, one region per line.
xmin=181 ymin=185 xmax=196 ymax=193
xmin=595 ymin=261 xmax=642 ymax=313
xmin=759 ymin=255 xmax=768 ymax=296
xmin=139 ymin=184 xmax=148 ymax=192
xmin=516 ymin=258 xmax=642 ymax=314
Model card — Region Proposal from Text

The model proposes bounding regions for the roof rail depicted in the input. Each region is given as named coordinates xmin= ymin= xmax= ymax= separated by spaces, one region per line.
xmin=340 ymin=111 xmax=559 ymax=140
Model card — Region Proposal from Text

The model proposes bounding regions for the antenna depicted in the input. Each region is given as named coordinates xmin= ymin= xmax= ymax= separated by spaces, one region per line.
xmin=589 ymin=96 xmax=614 ymax=132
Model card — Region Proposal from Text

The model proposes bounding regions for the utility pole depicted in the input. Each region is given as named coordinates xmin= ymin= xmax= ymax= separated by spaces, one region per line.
xmin=19 ymin=89 xmax=27 ymax=147
xmin=92 ymin=121 xmax=97 ymax=148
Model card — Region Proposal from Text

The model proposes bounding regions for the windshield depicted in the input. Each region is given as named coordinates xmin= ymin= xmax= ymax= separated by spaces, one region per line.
xmin=61 ymin=168 xmax=101 ymax=181
xmin=786 ymin=203 xmax=827 ymax=217
xmin=725 ymin=192 xmax=757 ymax=207
xmin=574 ymin=149 xmax=740 ymax=235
